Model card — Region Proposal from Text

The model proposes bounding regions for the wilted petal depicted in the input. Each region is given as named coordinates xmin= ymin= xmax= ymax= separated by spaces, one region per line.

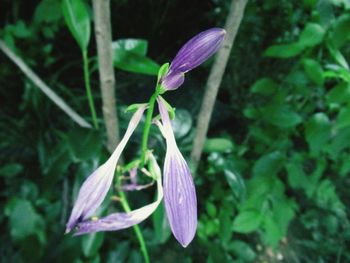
xmin=157 ymin=98 xmax=197 ymax=247
xmin=74 ymin=153 xmax=163 ymax=235
xmin=66 ymin=106 xmax=146 ymax=233
xmin=160 ymin=71 xmax=185 ymax=91
xmin=169 ymin=28 xmax=225 ymax=73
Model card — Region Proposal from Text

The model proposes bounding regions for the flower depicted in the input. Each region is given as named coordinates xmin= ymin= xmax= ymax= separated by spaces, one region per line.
xmin=74 ymin=153 xmax=163 ymax=235
xmin=65 ymin=106 xmax=146 ymax=233
xmin=160 ymin=27 xmax=226 ymax=90
xmin=156 ymin=98 xmax=197 ymax=247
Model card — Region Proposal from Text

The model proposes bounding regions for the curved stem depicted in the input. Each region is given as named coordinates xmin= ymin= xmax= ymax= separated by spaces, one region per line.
xmin=140 ymin=92 xmax=158 ymax=166
xmin=118 ymin=187 xmax=150 ymax=263
xmin=82 ymin=49 xmax=99 ymax=129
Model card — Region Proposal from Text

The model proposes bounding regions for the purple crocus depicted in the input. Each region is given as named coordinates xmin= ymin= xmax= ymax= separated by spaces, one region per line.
xmin=156 ymin=98 xmax=197 ymax=247
xmin=66 ymin=106 xmax=146 ymax=233
xmin=160 ymin=27 xmax=226 ymax=90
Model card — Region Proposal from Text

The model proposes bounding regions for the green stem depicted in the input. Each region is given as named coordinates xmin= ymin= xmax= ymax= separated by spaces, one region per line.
xmin=140 ymin=91 xmax=159 ymax=166
xmin=82 ymin=49 xmax=99 ymax=129
xmin=119 ymin=189 xmax=150 ymax=263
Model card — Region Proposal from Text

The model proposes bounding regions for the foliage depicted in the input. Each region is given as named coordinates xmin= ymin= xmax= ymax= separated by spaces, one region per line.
xmin=0 ymin=0 xmax=349 ymax=262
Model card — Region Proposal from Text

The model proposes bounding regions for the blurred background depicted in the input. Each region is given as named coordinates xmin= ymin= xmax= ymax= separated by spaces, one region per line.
xmin=1 ymin=0 xmax=350 ymax=262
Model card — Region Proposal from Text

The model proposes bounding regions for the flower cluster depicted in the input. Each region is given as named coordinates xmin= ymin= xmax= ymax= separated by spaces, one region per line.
xmin=66 ymin=28 xmax=225 ymax=247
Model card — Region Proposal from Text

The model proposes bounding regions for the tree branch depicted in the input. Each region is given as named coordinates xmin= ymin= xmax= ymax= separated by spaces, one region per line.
xmin=0 ymin=39 xmax=92 ymax=128
xmin=190 ymin=0 xmax=248 ymax=171
xmin=92 ymin=0 xmax=120 ymax=153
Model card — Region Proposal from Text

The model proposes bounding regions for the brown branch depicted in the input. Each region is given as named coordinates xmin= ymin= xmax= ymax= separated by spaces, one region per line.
xmin=190 ymin=0 xmax=248 ymax=172
xmin=92 ymin=0 xmax=120 ymax=153
xmin=0 ymin=39 xmax=92 ymax=128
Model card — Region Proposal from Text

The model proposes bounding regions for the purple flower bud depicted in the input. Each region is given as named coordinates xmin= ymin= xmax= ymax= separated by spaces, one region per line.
xmin=161 ymin=28 xmax=225 ymax=90
xmin=65 ymin=106 xmax=146 ymax=233
xmin=157 ymin=98 xmax=197 ymax=247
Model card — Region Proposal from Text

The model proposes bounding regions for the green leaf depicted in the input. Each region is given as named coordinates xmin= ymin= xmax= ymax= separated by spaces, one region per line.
xmin=34 ymin=0 xmax=62 ymax=24
xmin=250 ymin=78 xmax=278 ymax=95
xmin=152 ymin=203 xmax=171 ymax=244
xmin=305 ymin=113 xmax=331 ymax=154
xmin=206 ymin=202 xmax=217 ymax=218
xmin=0 ymin=163 xmax=23 ymax=177
xmin=82 ymin=232 xmax=105 ymax=258
xmin=327 ymin=44 xmax=349 ymax=69
xmin=261 ymin=105 xmax=302 ymax=128
xmin=62 ymin=0 xmax=90 ymax=50
xmin=227 ymin=241 xmax=256 ymax=262
xmin=113 ymin=48 xmax=160 ymax=75
xmin=113 ymin=39 xmax=148 ymax=56
xmin=299 ymin=23 xmax=325 ymax=47
xmin=335 ymin=106 xmax=350 ymax=129
xmin=218 ymin=204 xmax=233 ymax=243
xmin=224 ymin=169 xmax=246 ymax=202
xmin=262 ymin=216 xmax=282 ymax=247
xmin=326 ymin=82 xmax=350 ymax=104
xmin=286 ymin=161 xmax=309 ymax=189
xmin=253 ymin=151 xmax=285 ymax=177
xmin=331 ymin=14 xmax=350 ymax=48
xmin=106 ymin=241 xmax=130 ymax=263
xmin=303 ymin=59 xmax=324 ymax=85
xmin=326 ymin=126 xmax=350 ymax=158
xmin=5 ymin=198 xmax=45 ymax=243
xmin=203 ymin=138 xmax=234 ymax=153
xmin=233 ymin=210 xmax=263 ymax=233
xmin=264 ymin=43 xmax=304 ymax=58
xmin=171 ymin=109 xmax=192 ymax=138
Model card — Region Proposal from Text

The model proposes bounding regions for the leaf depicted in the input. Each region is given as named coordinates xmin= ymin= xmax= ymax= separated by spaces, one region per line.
xmin=112 ymin=39 xmax=148 ymax=56
xmin=218 ymin=204 xmax=233 ymax=243
xmin=62 ymin=0 xmax=90 ymax=50
xmin=34 ymin=0 xmax=62 ymax=24
xmin=233 ymin=210 xmax=263 ymax=233
xmin=250 ymin=78 xmax=278 ymax=95
xmin=335 ymin=106 xmax=350 ymax=129
xmin=303 ymin=59 xmax=324 ymax=85
xmin=264 ymin=43 xmax=304 ymax=58
xmin=299 ymin=23 xmax=325 ymax=47
xmin=171 ymin=109 xmax=192 ymax=138
xmin=227 ymin=241 xmax=256 ymax=262
xmin=152 ymin=202 xmax=171 ymax=244
xmin=286 ymin=162 xmax=309 ymax=189
xmin=327 ymin=44 xmax=349 ymax=69
xmin=106 ymin=241 xmax=130 ymax=263
xmin=82 ymin=232 xmax=105 ymax=258
xmin=224 ymin=169 xmax=246 ymax=202
xmin=203 ymin=138 xmax=234 ymax=153
xmin=326 ymin=82 xmax=350 ymax=104
xmin=262 ymin=216 xmax=282 ymax=247
xmin=253 ymin=151 xmax=285 ymax=177
xmin=305 ymin=112 xmax=331 ymax=154
xmin=0 ymin=163 xmax=23 ymax=177
xmin=113 ymin=48 xmax=160 ymax=75
xmin=331 ymin=14 xmax=350 ymax=48
xmin=261 ymin=105 xmax=302 ymax=128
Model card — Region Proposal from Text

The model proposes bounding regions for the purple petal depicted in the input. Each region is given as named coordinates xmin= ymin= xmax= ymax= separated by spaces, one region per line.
xmin=74 ymin=154 xmax=163 ymax=235
xmin=160 ymin=71 xmax=185 ymax=90
xmin=157 ymin=98 xmax=197 ymax=247
xmin=65 ymin=106 xmax=146 ymax=233
xmin=169 ymin=28 xmax=225 ymax=73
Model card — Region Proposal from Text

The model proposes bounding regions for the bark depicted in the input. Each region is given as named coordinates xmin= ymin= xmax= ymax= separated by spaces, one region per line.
xmin=190 ymin=0 xmax=248 ymax=171
xmin=0 ymin=39 xmax=91 ymax=128
xmin=92 ymin=0 xmax=120 ymax=152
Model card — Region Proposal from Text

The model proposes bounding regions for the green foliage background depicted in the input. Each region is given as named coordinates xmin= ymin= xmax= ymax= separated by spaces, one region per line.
xmin=1 ymin=0 xmax=350 ymax=262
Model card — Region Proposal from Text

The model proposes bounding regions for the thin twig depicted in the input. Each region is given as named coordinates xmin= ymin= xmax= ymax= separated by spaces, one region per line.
xmin=190 ymin=0 xmax=248 ymax=172
xmin=92 ymin=0 xmax=120 ymax=153
xmin=0 ymin=39 xmax=92 ymax=128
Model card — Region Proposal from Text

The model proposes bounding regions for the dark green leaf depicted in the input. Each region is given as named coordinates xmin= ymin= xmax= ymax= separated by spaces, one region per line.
xmin=152 ymin=202 xmax=171 ymax=244
xmin=335 ymin=106 xmax=350 ymax=129
xmin=305 ymin=112 xmax=331 ymax=154
xmin=326 ymin=82 xmax=350 ymax=104
xmin=250 ymin=78 xmax=278 ymax=95
xmin=303 ymin=59 xmax=324 ymax=85
xmin=331 ymin=14 xmax=350 ymax=48
xmin=264 ymin=43 xmax=304 ymax=58
xmin=261 ymin=105 xmax=302 ymax=128
xmin=203 ymin=138 xmax=234 ymax=153
xmin=82 ymin=233 xmax=105 ymax=258
xmin=253 ymin=151 xmax=285 ymax=177
xmin=227 ymin=241 xmax=256 ymax=262
xmin=233 ymin=210 xmax=263 ymax=233
xmin=0 ymin=163 xmax=23 ymax=177
xmin=299 ymin=23 xmax=325 ymax=47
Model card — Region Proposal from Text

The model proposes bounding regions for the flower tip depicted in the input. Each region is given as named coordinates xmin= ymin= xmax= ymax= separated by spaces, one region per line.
xmin=64 ymin=228 xmax=71 ymax=234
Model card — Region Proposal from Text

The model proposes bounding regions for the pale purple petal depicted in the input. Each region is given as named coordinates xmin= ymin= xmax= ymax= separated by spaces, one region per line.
xmin=160 ymin=71 xmax=185 ymax=90
xmin=157 ymin=98 xmax=197 ymax=247
xmin=66 ymin=106 xmax=146 ymax=233
xmin=74 ymin=154 xmax=163 ymax=235
xmin=169 ymin=28 xmax=225 ymax=73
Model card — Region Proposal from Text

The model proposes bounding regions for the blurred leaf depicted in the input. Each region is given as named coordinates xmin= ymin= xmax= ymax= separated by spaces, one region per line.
xmin=326 ymin=126 xmax=350 ymax=158
xmin=0 ymin=163 xmax=23 ymax=178
xmin=233 ymin=210 xmax=263 ymax=233
xmin=253 ymin=151 xmax=285 ymax=177
xmin=82 ymin=233 xmax=105 ymax=258
xmin=171 ymin=109 xmax=192 ymax=138
xmin=261 ymin=105 xmax=302 ymax=128
xmin=327 ymin=44 xmax=349 ymax=69
xmin=218 ymin=204 xmax=233 ymax=243
xmin=206 ymin=202 xmax=217 ymax=218
xmin=62 ymin=0 xmax=90 ymax=50
xmin=305 ymin=113 xmax=331 ymax=154
xmin=264 ymin=43 xmax=304 ymax=58
xmin=5 ymin=198 xmax=45 ymax=243
xmin=152 ymin=202 xmax=171 ymax=244
xmin=34 ymin=0 xmax=62 ymax=24
xmin=326 ymin=82 xmax=350 ymax=104
xmin=113 ymin=39 xmax=148 ymax=56
xmin=106 ymin=241 xmax=130 ymax=263
xmin=299 ymin=23 xmax=325 ymax=47
xmin=335 ymin=106 xmax=350 ymax=129
xmin=65 ymin=127 xmax=102 ymax=162
xmin=331 ymin=14 xmax=350 ymax=48
xmin=286 ymin=161 xmax=309 ymax=189
xmin=250 ymin=78 xmax=278 ymax=95
xmin=203 ymin=138 xmax=234 ymax=153
xmin=303 ymin=59 xmax=324 ymax=85
xmin=224 ymin=169 xmax=245 ymax=202
xmin=227 ymin=241 xmax=256 ymax=262
xmin=262 ymin=215 xmax=282 ymax=247
xmin=128 ymin=250 xmax=142 ymax=263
